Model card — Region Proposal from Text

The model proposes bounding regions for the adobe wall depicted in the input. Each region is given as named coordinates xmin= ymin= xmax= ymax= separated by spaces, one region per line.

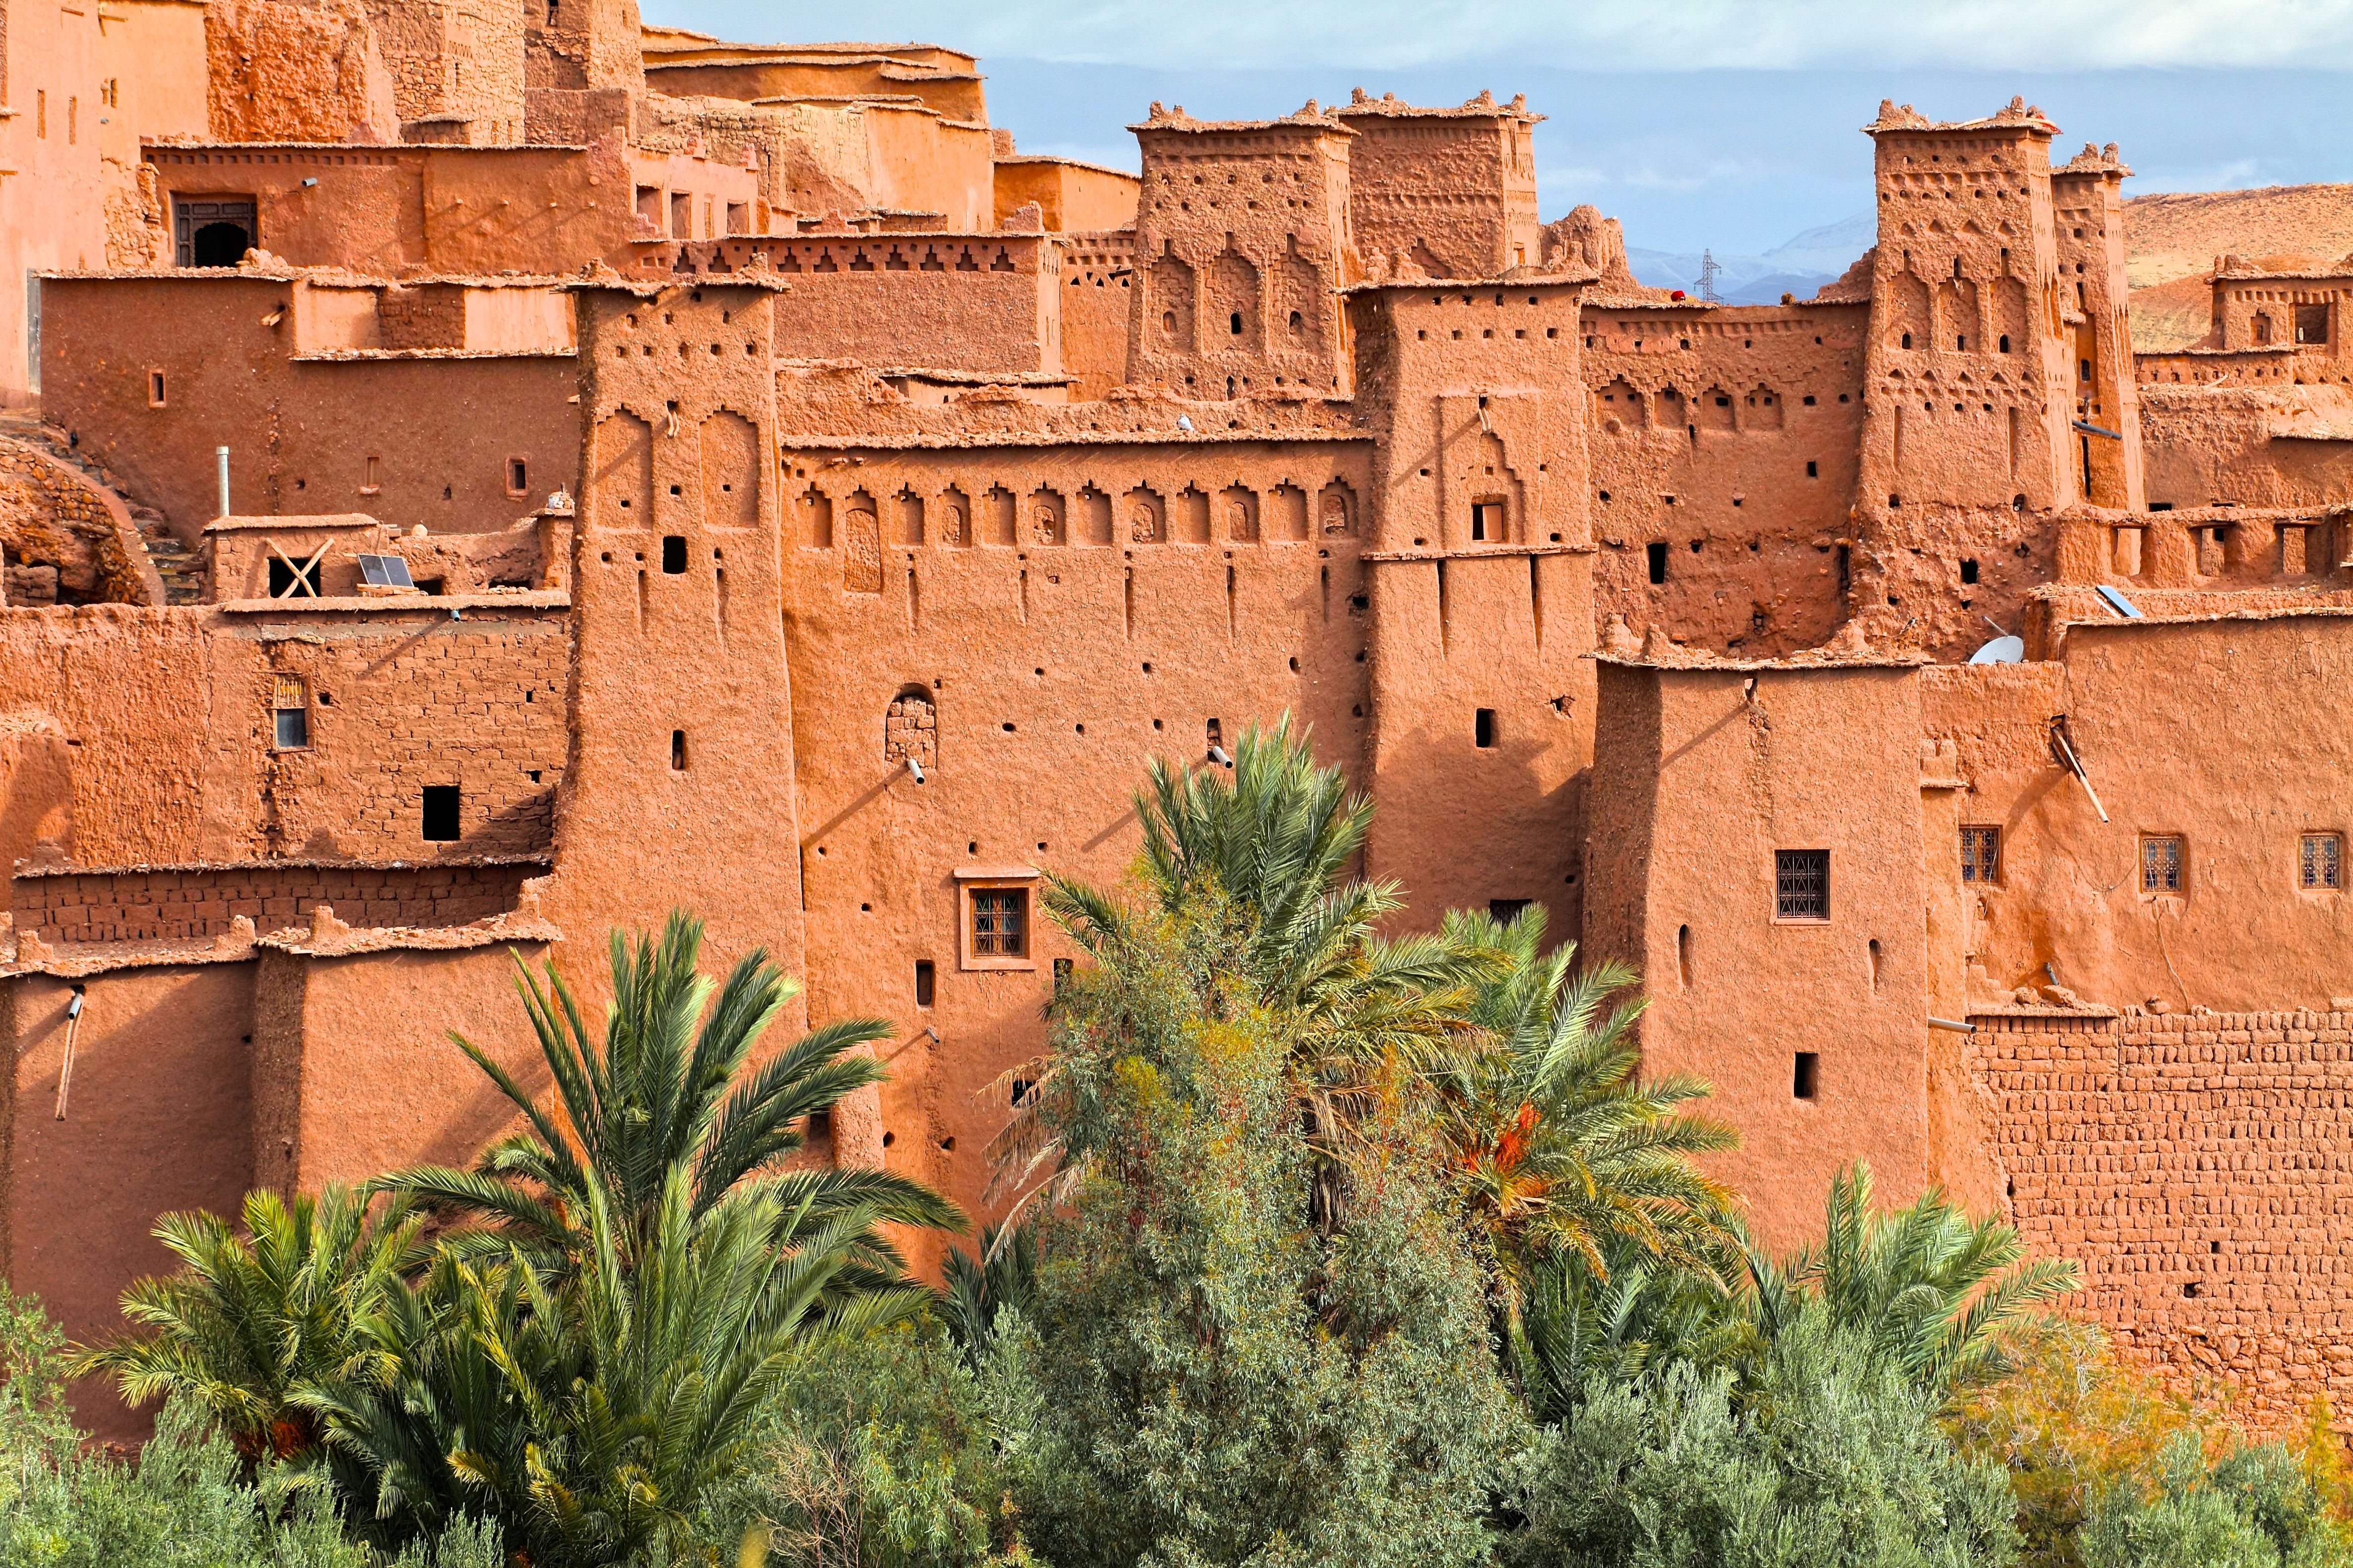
xmin=1923 ymin=613 xmax=2353 ymax=1013
xmin=1983 ymin=1007 xmax=2353 ymax=1427
xmin=0 ymin=0 xmax=111 ymax=404
xmin=2138 ymin=384 xmax=2353 ymax=510
xmin=1582 ymin=302 xmax=1869 ymax=656
xmin=42 ymin=275 xmax=578 ymax=540
xmin=99 ymin=2 xmax=210 ymax=268
xmin=1586 ymin=658 xmax=1938 ymax=1254
xmin=2 ymin=962 xmax=256 ymax=1443
xmin=11 ymin=861 xmax=536 ymax=943
xmin=764 ymin=234 xmax=1059 ymax=372
xmin=204 ymin=0 xmax=399 ymax=144
xmin=1057 ymin=233 xmax=1138 ymax=403
xmin=993 ymin=158 xmax=1141 ymax=234
xmin=364 ymin=0 xmax=525 ymax=144
xmin=1337 ymin=96 xmax=1541 ymax=277
xmin=0 ymin=601 xmax=568 ymax=866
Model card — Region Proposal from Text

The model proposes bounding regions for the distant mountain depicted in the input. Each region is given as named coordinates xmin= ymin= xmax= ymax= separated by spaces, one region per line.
xmin=1623 ymin=211 xmax=1874 ymax=301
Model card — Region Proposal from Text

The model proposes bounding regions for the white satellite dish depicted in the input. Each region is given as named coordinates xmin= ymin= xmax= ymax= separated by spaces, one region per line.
xmin=1968 ymin=634 xmax=2025 ymax=665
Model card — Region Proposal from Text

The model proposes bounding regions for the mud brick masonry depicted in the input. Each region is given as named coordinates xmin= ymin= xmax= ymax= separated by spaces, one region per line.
xmin=2 ymin=6 xmax=2353 ymax=1440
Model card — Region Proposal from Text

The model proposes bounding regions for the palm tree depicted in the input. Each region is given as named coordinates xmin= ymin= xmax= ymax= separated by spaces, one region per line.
xmin=936 ymin=1220 xmax=1037 ymax=1371
xmin=1429 ymin=905 xmax=1739 ymax=1303
xmin=1744 ymin=1160 xmax=2078 ymax=1396
xmin=376 ymin=911 xmax=962 ymax=1319
xmin=69 ymin=1185 xmax=424 ymax=1464
xmin=988 ymin=717 xmax=1491 ymax=1229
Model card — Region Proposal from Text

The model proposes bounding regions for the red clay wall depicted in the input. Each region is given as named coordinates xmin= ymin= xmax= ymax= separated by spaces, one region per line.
xmin=11 ymin=861 xmax=536 ymax=942
xmin=42 ymin=275 xmax=579 ymax=541
xmin=763 ymin=235 xmax=1058 ymax=371
xmin=0 ymin=603 xmax=568 ymax=866
xmin=1984 ymin=1006 xmax=2353 ymax=1427
xmin=2 ymin=963 xmax=255 ymax=1444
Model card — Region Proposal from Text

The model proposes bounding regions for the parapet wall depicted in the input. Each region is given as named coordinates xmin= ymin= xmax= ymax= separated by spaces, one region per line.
xmin=1984 ymin=1007 xmax=2353 ymax=1425
xmin=10 ymin=858 xmax=540 ymax=942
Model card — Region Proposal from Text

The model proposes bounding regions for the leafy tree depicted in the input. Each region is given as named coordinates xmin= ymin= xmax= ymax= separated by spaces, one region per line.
xmin=2078 ymin=1431 xmax=2353 ymax=1568
xmin=936 ymin=1222 xmax=1037 ymax=1374
xmin=68 ymin=1185 xmax=423 ymax=1465
xmin=1009 ymin=888 xmax=1523 ymax=1568
xmin=1505 ymin=1304 xmax=2020 ymax=1568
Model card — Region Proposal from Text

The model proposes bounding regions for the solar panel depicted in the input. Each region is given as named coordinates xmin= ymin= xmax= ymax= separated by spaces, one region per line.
xmin=356 ymin=554 xmax=417 ymax=588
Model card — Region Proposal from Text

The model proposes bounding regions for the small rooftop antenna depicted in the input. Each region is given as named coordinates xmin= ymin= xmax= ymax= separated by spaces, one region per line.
xmin=1696 ymin=249 xmax=1722 ymax=304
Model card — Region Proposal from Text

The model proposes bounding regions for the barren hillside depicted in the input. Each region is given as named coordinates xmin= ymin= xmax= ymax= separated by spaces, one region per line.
xmin=2122 ymin=184 xmax=2353 ymax=351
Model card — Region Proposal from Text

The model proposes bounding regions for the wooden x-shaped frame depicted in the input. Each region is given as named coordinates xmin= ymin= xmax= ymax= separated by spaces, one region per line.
xmin=267 ymin=538 xmax=332 ymax=598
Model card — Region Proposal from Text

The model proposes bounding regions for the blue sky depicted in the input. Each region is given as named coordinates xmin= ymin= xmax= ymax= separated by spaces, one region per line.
xmin=643 ymin=1 xmax=2353 ymax=256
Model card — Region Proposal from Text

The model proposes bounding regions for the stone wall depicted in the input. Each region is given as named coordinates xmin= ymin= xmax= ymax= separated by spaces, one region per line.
xmin=1984 ymin=1007 xmax=2353 ymax=1425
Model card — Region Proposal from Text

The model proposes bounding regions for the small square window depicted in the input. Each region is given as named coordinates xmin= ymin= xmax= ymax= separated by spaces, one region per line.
xmin=661 ymin=535 xmax=687 ymax=574
xmin=274 ymin=706 xmax=309 ymax=749
xmin=914 ymin=959 xmax=936 ymax=1006
xmin=1470 ymin=499 xmax=1505 ymax=542
xmin=2141 ymin=836 xmax=2184 ymax=894
xmin=1474 ymin=708 xmax=1497 ymax=748
xmin=1776 ymin=849 xmax=1829 ymax=920
xmin=506 ymin=457 xmax=529 ymax=496
xmin=2301 ymin=834 xmax=2342 ymax=890
xmin=421 ymin=785 xmax=461 ymax=841
xmin=971 ymin=888 xmax=1027 ymax=958
xmin=1960 ymin=826 xmax=2000 ymax=884
xmin=1792 ymin=1051 xmax=1820 ymax=1099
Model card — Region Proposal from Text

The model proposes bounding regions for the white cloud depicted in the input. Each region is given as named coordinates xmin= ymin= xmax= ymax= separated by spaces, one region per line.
xmin=684 ymin=0 xmax=2353 ymax=71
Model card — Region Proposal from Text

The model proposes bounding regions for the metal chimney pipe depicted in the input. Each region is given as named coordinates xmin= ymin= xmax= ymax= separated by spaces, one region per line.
xmin=216 ymin=446 xmax=231 ymax=518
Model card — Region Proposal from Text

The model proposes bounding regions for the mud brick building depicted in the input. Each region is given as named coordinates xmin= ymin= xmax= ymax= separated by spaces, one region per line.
xmin=2 ymin=6 xmax=2352 ymax=1437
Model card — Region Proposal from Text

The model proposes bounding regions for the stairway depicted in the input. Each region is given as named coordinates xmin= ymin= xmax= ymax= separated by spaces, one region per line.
xmin=0 ymin=410 xmax=206 ymax=604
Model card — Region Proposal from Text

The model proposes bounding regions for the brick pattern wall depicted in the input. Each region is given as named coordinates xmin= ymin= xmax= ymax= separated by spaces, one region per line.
xmin=10 ymin=861 xmax=540 ymax=943
xmin=1983 ymin=1008 xmax=2353 ymax=1424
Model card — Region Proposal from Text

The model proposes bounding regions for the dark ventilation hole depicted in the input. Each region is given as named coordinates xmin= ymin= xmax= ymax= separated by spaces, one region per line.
xmin=421 ymin=785 xmax=461 ymax=841
xmin=1835 ymin=544 xmax=1852 ymax=595
xmin=1229 ymin=312 xmax=1243 ymax=335
xmin=915 ymin=960 xmax=935 ymax=1007
xmin=671 ymin=730 xmax=687 ymax=770
xmin=1900 ymin=331 xmax=1912 ymax=350
xmin=2210 ymin=1240 xmax=2221 ymax=1254
xmin=1474 ymin=709 xmax=1497 ymax=748
xmin=939 ymin=1136 xmax=956 ymax=1151
xmin=508 ymin=458 xmax=528 ymax=492
xmin=661 ymin=535 xmax=686 ymax=574
xmin=809 ymin=1109 xmax=831 ymax=1136
xmin=1793 ymin=1052 xmax=1820 ymax=1100
xmin=2183 ymin=1281 xmax=2202 ymax=1299
xmin=1647 ymin=540 xmax=1669 ymax=584
xmin=1960 ymin=558 xmax=1979 ymax=584
xmin=2012 ymin=494 xmax=2027 ymax=512
xmin=1999 ymin=334 xmax=2011 ymax=353
xmin=881 ymin=1131 xmax=895 ymax=1148
xmin=1806 ymin=460 xmax=1818 ymax=478
xmin=1488 ymin=898 xmax=1531 ymax=922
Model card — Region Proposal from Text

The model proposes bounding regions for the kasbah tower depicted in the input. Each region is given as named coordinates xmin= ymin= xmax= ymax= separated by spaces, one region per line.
xmin=0 ymin=0 xmax=2349 ymax=1439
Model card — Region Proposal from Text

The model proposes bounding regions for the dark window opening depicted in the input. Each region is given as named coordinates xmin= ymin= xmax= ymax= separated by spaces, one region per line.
xmin=148 ymin=370 xmax=165 ymax=406
xmin=507 ymin=458 xmax=528 ymax=493
xmin=1900 ymin=332 xmax=1912 ymax=349
xmin=1793 ymin=1052 xmax=1820 ymax=1099
xmin=421 ymin=785 xmax=461 ymax=841
xmin=1835 ymin=545 xmax=1851 ymax=595
xmin=661 ymin=535 xmax=686 ymax=574
xmin=1647 ymin=540 xmax=1669 ymax=584
xmin=2297 ymin=303 xmax=2330 ymax=345
xmin=1806 ymin=460 xmax=1818 ymax=477
xmin=1998 ymin=333 xmax=2011 ymax=353
xmin=671 ymin=730 xmax=687 ymax=771
xmin=273 ymin=707 xmax=309 ymax=749
xmin=915 ymin=959 xmax=936 ymax=1006
xmin=1474 ymin=708 xmax=1497 ymax=748
xmin=1776 ymin=849 xmax=1829 ymax=920
xmin=1470 ymin=500 xmax=1504 ymax=541
xmin=1488 ymin=898 xmax=1530 ymax=922
xmin=268 ymin=556 xmax=322 ymax=598
xmin=1960 ymin=557 xmax=1979 ymax=584
xmin=1229 ymin=311 xmax=1243 ymax=334
xmin=190 ymin=220 xmax=251 ymax=267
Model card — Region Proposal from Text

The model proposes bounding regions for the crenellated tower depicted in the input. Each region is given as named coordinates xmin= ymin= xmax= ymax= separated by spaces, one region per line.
xmin=1337 ymin=88 xmax=1543 ymax=278
xmin=2050 ymin=141 xmax=2145 ymax=510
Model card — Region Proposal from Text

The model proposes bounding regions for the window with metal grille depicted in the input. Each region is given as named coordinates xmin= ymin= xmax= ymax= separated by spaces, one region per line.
xmin=2141 ymin=836 xmax=2184 ymax=894
xmin=271 ymin=674 xmax=309 ymax=749
xmin=1960 ymin=826 xmax=2000 ymax=884
xmin=2301 ymin=834 xmax=2342 ymax=890
xmin=1775 ymin=850 xmax=1829 ymax=920
xmin=971 ymin=889 xmax=1027 ymax=958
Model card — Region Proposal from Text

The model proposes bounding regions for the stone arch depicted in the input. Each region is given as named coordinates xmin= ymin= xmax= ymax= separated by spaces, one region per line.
xmin=842 ymin=490 xmax=881 ymax=591
xmin=1027 ymin=486 xmax=1065 ymax=545
xmin=1937 ymin=273 xmax=1981 ymax=350
xmin=591 ymin=412 xmax=653 ymax=530
xmin=892 ymin=487 xmax=925 ymax=546
xmin=1150 ymin=248 xmax=1196 ymax=350
xmin=938 ymin=484 xmax=972 ymax=547
xmin=1074 ymin=484 xmax=1112 ymax=545
xmin=1124 ymin=484 xmax=1165 ymax=544
xmin=697 ymin=410 xmax=759 ymax=526
xmin=982 ymin=484 xmax=1017 ymax=545
xmin=1209 ymin=242 xmax=1261 ymax=349
xmin=1699 ymin=384 xmax=1736 ymax=432
xmin=884 ymin=683 xmax=937 ymax=769
xmin=1221 ymin=484 xmax=1258 ymax=542
xmin=1888 ymin=267 xmax=1932 ymax=350
xmin=1268 ymin=483 xmax=1308 ymax=541
xmin=1594 ymin=377 xmax=1645 ymax=431
xmin=1742 ymin=383 xmax=1785 ymax=431
xmin=794 ymin=484 xmax=833 ymax=548
xmin=1317 ymin=480 xmax=1357 ymax=537
xmin=1174 ymin=484 xmax=1211 ymax=544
